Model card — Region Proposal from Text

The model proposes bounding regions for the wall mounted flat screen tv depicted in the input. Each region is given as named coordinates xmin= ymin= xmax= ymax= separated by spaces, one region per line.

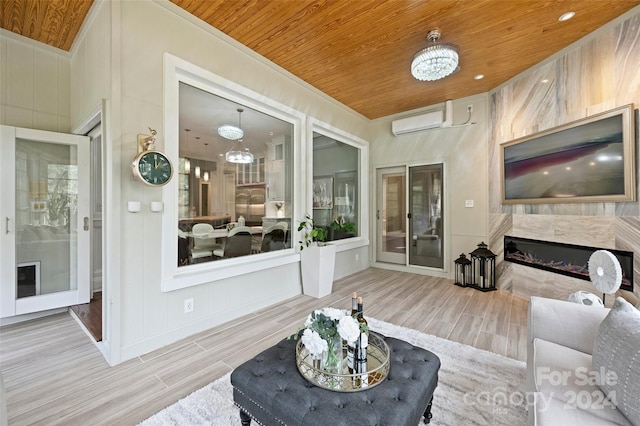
xmin=501 ymin=104 xmax=636 ymax=204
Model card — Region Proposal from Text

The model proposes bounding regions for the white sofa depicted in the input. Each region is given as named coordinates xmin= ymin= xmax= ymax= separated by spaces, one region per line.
xmin=527 ymin=296 xmax=640 ymax=426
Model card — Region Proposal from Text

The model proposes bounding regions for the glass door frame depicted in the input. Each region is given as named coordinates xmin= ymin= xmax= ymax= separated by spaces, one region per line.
xmin=374 ymin=162 xmax=447 ymax=272
xmin=0 ymin=125 xmax=91 ymax=318
xmin=375 ymin=166 xmax=407 ymax=265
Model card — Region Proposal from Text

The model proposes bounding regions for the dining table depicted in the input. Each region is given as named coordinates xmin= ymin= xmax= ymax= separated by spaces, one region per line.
xmin=181 ymin=226 xmax=263 ymax=240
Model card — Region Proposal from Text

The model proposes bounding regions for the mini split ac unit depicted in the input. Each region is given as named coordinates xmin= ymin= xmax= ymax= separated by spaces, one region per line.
xmin=391 ymin=100 xmax=453 ymax=136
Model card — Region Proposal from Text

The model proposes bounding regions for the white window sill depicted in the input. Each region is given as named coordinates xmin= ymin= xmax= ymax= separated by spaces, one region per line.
xmin=162 ymin=250 xmax=300 ymax=292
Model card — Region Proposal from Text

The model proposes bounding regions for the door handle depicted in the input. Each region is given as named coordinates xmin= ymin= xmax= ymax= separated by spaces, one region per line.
xmin=84 ymin=217 xmax=90 ymax=231
xmin=5 ymin=217 xmax=9 ymax=234
xmin=376 ymin=210 xmax=380 ymax=220
xmin=407 ymin=213 xmax=412 ymax=219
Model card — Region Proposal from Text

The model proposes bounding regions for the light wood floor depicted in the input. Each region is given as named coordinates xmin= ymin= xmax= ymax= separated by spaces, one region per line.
xmin=0 ymin=267 xmax=528 ymax=426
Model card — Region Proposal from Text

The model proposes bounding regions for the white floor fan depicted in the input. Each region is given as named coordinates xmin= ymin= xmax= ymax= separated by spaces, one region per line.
xmin=588 ymin=250 xmax=623 ymax=305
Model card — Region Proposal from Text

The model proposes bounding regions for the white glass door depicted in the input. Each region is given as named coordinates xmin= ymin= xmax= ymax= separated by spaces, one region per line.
xmin=375 ymin=167 xmax=406 ymax=264
xmin=0 ymin=126 xmax=90 ymax=317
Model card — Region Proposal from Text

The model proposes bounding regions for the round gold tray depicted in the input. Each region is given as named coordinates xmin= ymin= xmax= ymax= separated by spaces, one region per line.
xmin=295 ymin=332 xmax=390 ymax=392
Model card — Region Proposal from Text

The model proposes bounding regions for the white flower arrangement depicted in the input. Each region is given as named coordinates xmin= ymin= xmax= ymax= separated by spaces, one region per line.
xmin=292 ymin=307 xmax=368 ymax=360
xmin=300 ymin=329 xmax=327 ymax=359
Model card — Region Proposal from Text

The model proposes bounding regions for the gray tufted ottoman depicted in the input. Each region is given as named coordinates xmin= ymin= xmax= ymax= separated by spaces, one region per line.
xmin=231 ymin=333 xmax=440 ymax=425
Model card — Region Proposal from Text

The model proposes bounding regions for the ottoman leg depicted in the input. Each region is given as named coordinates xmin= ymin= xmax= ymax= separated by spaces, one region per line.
xmin=239 ymin=409 xmax=252 ymax=425
xmin=423 ymin=396 xmax=434 ymax=424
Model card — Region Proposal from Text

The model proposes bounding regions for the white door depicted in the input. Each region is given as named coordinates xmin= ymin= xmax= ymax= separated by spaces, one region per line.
xmin=0 ymin=126 xmax=91 ymax=317
xmin=375 ymin=167 xmax=406 ymax=264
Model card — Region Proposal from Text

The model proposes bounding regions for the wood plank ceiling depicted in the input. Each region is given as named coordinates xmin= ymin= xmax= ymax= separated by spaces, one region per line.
xmin=2 ymin=0 xmax=638 ymax=119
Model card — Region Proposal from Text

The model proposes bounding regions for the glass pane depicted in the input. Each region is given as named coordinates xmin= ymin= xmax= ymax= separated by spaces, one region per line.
xmin=312 ymin=133 xmax=360 ymax=241
xmin=409 ymin=164 xmax=443 ymax=268
xmin=16 ymin=139 xmax=78 ymax=298
xmin=178 ymin=82 xmax=293 ymax=266
xmin=382 ymin=173 xmax=406 ymax=255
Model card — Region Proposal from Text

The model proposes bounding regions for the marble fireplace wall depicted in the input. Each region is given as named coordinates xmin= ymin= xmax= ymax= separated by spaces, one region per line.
xmin=488 ymin=8 xmax=640 ymax=301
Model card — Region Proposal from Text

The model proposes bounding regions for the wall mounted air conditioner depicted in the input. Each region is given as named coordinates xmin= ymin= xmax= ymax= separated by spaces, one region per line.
xmin=391 ymin=110 xmax=443 ymax=136
xmin=391 ymin=100 xmax=454 ymax=136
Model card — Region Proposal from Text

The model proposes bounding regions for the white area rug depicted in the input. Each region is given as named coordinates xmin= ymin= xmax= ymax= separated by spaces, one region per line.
xmin=140 ymin=318 xmax=527 ymax=425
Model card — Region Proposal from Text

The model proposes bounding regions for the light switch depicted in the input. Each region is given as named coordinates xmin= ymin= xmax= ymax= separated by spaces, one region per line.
xmin=127 ymin=201 xmax=141 ymax=213
xmin=150 ymin=201 xmax=164 ymax=212
xmin=465 ymin=200 xmax=474 ymax=208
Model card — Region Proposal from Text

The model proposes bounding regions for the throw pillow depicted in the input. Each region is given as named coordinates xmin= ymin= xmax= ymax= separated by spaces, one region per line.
xmin=592 ymin=297 xmax=640 ymax=425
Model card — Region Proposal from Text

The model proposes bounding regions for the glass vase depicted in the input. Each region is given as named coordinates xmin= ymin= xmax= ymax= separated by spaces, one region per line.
xmin=322 ymin=336 xmax=343 ymax=375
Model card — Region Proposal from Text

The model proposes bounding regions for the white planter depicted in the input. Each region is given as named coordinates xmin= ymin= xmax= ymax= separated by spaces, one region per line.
xmin=300 ymin=244 xmax=336 ymax=298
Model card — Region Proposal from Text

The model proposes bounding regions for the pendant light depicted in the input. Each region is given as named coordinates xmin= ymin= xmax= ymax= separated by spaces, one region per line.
xmin=218 ymin=108 xmax=244 ymax=140
xmin=184 ymin=129 xmax=191 ymax=173
xmin=224 ymin=109 xmax=254 ymax=164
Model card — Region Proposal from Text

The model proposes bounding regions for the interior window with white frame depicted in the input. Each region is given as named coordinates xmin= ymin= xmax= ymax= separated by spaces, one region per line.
xmin=177 ymin=82 xmax=293 ymax=266
xmin=312 ymin=132 xmax=359 ymax=241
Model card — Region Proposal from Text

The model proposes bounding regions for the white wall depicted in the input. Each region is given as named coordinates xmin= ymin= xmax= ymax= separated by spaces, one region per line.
xmin=0 ymin=31 xmax=70 ymax=132
xmin=69 ymin=0 xmax=111 ymax=130
xmin=368 ymin=94 xmax=490 ymax=277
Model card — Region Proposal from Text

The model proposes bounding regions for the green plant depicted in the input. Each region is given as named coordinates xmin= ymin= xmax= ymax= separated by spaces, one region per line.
xmin=298 ymin=214 xmax=329 ymax=250
xmin=330 ymin=219 xmax=355 ymax=233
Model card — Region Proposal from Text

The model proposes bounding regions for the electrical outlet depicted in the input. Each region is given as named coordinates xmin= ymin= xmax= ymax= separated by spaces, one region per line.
xmin=184 ymin=298 xmax=194 ymax=313
xmin=465 ymin=199 xmax=474 ymax=208
xmin=355 ymin=253 xmax=360 ymax=262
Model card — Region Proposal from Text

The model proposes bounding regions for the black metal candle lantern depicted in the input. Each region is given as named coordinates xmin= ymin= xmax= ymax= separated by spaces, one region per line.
xmin=470 ymin=242 xmax=497 ymax=292
xmin=454 ymin=253 xmax=472 ymax=287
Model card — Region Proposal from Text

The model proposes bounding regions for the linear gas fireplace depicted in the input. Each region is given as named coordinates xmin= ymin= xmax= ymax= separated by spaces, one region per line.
xmin=504 ymin=236 xmax=634 ymax=292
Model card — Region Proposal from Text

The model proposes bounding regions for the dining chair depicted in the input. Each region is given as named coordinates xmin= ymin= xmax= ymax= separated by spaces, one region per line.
xmin=260 ymin=223 xmax=287 ymax=252
xmin=213 ymin=226 xmax=252 ymax=258
xmin=191 ymin=223 xmax=218 ymax=261
xmin=178 ymin=235 xmax=190 ymax=266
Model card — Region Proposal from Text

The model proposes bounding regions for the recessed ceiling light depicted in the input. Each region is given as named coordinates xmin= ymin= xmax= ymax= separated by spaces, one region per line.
xmin=541 ymin=79 xmax=549 ymax=83
xmin=474 ymin=74 xmax=484 ymax=80
xmin=559 ymin=11 xmax=575 ymax=22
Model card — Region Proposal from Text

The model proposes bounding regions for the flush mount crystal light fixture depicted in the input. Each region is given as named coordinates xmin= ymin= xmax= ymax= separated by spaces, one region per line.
xmin=224 ymin=108 xmax=254 ymax=164
xmin=218 ymin=108 xmax=244 ymax=140
xmin=411 ymin=29 xmax=459 ymax=81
